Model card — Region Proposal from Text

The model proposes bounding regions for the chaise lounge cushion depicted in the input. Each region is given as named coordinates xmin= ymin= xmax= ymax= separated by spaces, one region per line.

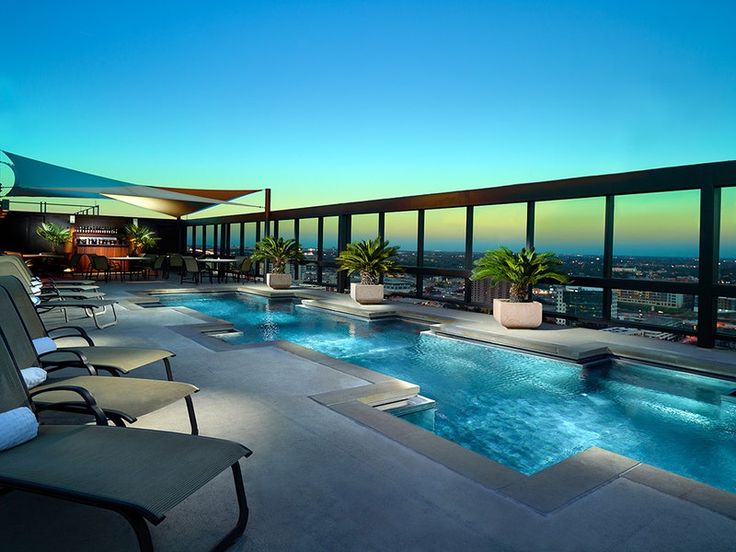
xmin=0 ymin=407 xmax=38 ymax=451
xmin=32 ymin=337 xmax=57 ymax=355
xmin=20 ymin=367 xmax=47 ymax=389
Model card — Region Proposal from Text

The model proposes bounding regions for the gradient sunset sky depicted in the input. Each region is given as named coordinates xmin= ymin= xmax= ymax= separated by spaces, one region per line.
xmin=1 ymin=1 xmax=734 ymax=254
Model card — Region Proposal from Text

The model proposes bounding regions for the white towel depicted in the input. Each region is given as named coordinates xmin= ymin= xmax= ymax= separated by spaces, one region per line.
xmin=0 ymin=407 xmax=38 ymax=451
xmin=31 ymin=295 xmax=40 ymax=305
xmin=32 ymin=336 xmax=58 ymax=355
xmin=20 ymin=367 xmax=47 ymax=389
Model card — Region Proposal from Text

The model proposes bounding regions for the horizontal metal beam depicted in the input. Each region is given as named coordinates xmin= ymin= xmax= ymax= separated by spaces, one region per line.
xmin=188 ymin=160 xmax=736 ymax=225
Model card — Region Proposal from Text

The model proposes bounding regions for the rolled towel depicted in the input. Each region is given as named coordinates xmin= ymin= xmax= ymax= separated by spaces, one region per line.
xmin=20 ymin=367 xmax=47 ymax=389
xmin=0 ymin=407 xmax=38 ymax=451
xmin=31 ymin=295 xmax=40 ymax=305
xmin=32 ymin=336 xmax=58 ymax=355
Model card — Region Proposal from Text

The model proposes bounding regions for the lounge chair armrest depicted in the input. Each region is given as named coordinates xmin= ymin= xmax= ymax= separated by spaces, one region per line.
xmin=47 ymin=326 xmax=95 ymax=346
xmin=31 ymin=385 xmax=109 ymax=425
xmin=38 ymin=349 xmax=97 ymax=375
xmin=36 ymin=290 xmax=61 ymax=301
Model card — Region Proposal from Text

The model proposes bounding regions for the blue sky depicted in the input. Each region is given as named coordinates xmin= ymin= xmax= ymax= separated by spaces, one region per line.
xmin=1 ymin=0 xmax=734 ymax=219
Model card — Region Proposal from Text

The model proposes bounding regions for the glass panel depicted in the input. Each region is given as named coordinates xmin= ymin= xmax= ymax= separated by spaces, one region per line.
xmin=473 ymin=203 xmax=526 ymax=260
xmin=258 ymin=221 xmax=273 ymax=239
xmin=384 ymin=211 xmax=418 ymax=267
xmin=322 ymin=266 xmax=338 ymax=286
xmin=300 ymin=218 xmax=319 ymax=262
xmin=323 ymin=216 xmax=339 ymax=263
xmin=535 ymin=197 xmax=605 ymax=277
xmin=300 ymin=263 xmax=319 ymax=283
xmin=384 ymin=274 xmax=417 ymax=296
xmin=423 ymin=207 xmax=466 ymax=269
xmin=469 ymin=279 xmax=512 ymax=304
xmin=244 ymin=222 xmax=257 ymax=253
xmin=533 ymin=285 xmax=604 ymax=319
xmin=186 ymin=226 xmax=193 ymax=253
xmin=613 ymin=190 xmax=700 ymax=282
xmin=278 ymin=220 xmax=295 ymax=241
xmin=351 ymin=213 xmax=378 ymax=243
xmin=719 ymin=187 xmax=736 ymax=285
xmin=422 ymin=275 xmax=465 ymax=302
xmin=229 ymin=223 xmax=241 ymax=254
xmin=194 ymin=226 xmax=203 ymax=254
xmin=717 ymin=296 xmax=736 ymax=338
xmin=204 ymin=225 xmax=215 ymax=255
xmin=612 ymin=289 xmax=698 ymax=334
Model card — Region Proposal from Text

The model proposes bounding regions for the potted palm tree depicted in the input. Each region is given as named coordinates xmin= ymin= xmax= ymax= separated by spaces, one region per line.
xmin=251 ymin=236 xmax=303 ymax=289
xmin=471 ymin=246 xmax=568 ymax=329
xmin=125 ymin=223 xmax=160 ymax=256
xmin=36 ymin=222 xmax=71 ymax=254
xmin=336 ymin=237 xmax=402 ymax=304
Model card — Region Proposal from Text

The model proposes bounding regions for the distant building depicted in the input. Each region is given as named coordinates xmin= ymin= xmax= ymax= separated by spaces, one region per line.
xmin=615 ymin=290 xmax=684 ymax=309
xmin=470 ymin=279 xmax=511 ymax=304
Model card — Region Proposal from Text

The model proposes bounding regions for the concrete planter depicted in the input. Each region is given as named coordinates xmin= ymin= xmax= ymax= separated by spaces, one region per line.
xmin=492 ymin=299 xmax=543 ymax=329
xmin=266 ymin=273 xmax=292 ymax=289
xmin=350 ymin=283 xmax=384 ymax=304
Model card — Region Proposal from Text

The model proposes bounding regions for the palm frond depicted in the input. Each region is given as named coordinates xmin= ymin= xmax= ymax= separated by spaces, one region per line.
xmin=251 ymin=236 xmax=303 ymax=273
xmin=470 ymin=246 xmax=569 ymax=302
xmin=336 ymin=236 xmax=403 ymax=284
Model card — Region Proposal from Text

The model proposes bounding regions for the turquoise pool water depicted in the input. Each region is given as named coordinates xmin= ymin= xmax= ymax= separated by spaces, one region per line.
xmin=161 ymin=292 xmax=736 ymax=492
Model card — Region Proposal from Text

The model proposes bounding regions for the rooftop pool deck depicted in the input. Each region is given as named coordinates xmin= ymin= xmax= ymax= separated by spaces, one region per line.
xmin=12 ymin=279 xmax=734 ymax=551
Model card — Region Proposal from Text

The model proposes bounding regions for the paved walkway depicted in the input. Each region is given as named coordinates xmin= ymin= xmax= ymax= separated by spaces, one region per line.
xmin=3 ymin=280 xmax=736 ymax=551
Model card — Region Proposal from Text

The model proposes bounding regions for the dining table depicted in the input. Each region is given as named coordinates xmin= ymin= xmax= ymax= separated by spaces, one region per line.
xmin=108 ymin=256 xmax=154 ymax=281
xmin=199 ymin=258 xmax=236 ymax=283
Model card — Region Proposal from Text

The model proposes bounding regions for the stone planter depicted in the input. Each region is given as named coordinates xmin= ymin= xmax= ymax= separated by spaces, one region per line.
xmin=350 ymin=283 xmax=384 ymax=304
xmin=492 ymin=299 xmax=543 ymax=329
xmin=266 ymin=273 xmax=292 ymax=289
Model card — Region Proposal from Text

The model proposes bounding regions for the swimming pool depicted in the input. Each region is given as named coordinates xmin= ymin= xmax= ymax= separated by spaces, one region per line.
xmin=161 ymin=292 xmax=736 ymax=492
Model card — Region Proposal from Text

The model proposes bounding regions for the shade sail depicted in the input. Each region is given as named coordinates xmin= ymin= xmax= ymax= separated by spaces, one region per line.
xmin=0 ymin=151 xmax=260 ymax=218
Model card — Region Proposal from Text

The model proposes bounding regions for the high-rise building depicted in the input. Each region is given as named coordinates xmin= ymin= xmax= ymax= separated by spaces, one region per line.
xmin=615 ymin=290 xmax=684 ymax=308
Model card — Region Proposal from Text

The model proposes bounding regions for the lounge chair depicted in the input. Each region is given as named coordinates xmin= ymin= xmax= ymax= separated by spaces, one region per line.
xmin=0 ymin=330 xmax=251 ymax=551
xmin=0 ymin=275 xmax=176 ymax=381
xmin=0 ymin=287 xmax=200 ymax=433
xmin=0 ymin=261 xmax=119 ymax=328
xmin=0 ymin=259 xmax=104 ymax=300
xmin=0 ymin=254 xmax=97 ymax=289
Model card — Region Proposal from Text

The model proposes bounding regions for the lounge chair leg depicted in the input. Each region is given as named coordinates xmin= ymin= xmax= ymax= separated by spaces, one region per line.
xmin=119 ymin=510 xmax=154 ymax=552
xmin=185 ymin=395 xmax=199 ymax=435
xmin=212 ymin=463 xmax=249 ymax=552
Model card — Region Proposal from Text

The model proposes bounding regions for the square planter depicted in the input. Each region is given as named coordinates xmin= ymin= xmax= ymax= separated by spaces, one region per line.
xmin=492 ymin=299 xmax=543 ymax=329
xmin=350 ymin=283 xmax=384 ymax=304
xmin=266 ymin=273 xmax=292 ymax=289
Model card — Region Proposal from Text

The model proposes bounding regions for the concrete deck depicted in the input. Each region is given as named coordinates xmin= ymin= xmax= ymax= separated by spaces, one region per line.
xmin=3 ymin=279 xmax=736 ymax=551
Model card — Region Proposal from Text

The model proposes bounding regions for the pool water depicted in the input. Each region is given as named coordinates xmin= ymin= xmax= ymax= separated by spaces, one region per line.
xmin=161 ymin=293 xmax=736 ymax=492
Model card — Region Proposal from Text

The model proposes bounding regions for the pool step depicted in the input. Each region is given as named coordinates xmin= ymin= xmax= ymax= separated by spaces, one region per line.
xmin=378 ymin=394 xmax=436 ymax=415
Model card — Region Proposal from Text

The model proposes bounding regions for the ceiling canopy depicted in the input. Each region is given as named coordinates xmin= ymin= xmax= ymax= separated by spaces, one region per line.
xmin=0 ymin=151 xmax=260 ymax=218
